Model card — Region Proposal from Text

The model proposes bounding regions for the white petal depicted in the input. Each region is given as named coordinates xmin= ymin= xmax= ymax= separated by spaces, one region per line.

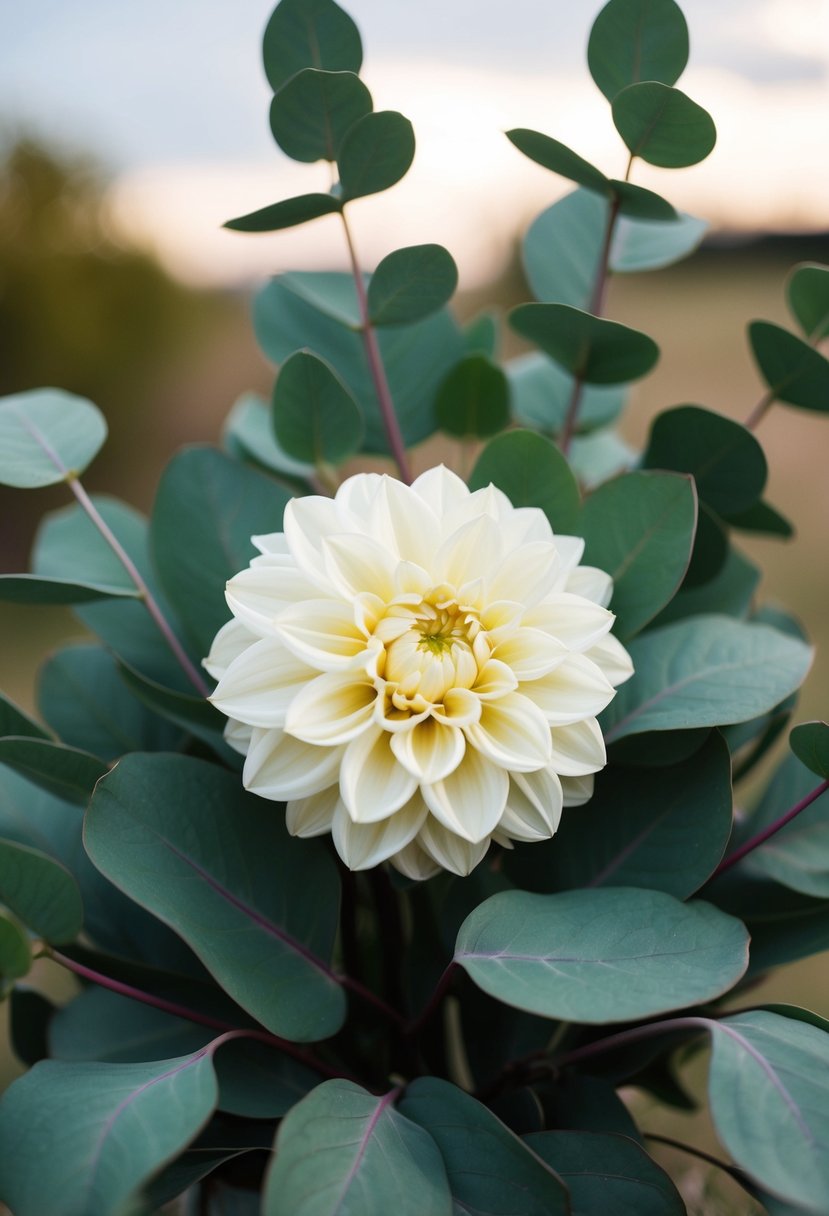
xmin=491 ymin=627 xmax=568 ymax=681
xmin=434 ymin=514 xmax=502 ymax=588
xmin=275 ymin=599 xmax=373 ymax=670
xmin=389 ymin=836 xmax=442 ymax=882
xmin=286 ymin=671 xmax=377 ymax=745
xmin=553 ymin=535 xmax=586 ymax=579
xmin=210 ymin=637 xmax=316 ymax=728
xmin=203 ymin=618 xmax=257 ymax=680
xmin=226 ymin=563 xmax=321 ymax=636
xmin=323 ymin=533 xmax=398 ymax=601
xmin=472 ymin=660 xmax=519 ymax=701
xmin=565 ymin=565 xmax=613 ymax=607
xmin=431 ymin=687 xmax=482 ymax=728
xmin=286 ymin=785 xmax=340 ymax=837
xmin=499 ymin=768 xmax=564 ymax=841
xmin=369 ymin=476 xmax=440 ymax=568
xmin=224 ymin=717 xmax=254 ymax=755
xmin=334 ymin=472 xmax=383 ymax=523
xmin=283 ymin=495 xmax=355 ymax=591
xmin=331 ymin=794 xmax=428 ymax=870
xmin=561 ymin=773 xmax=595 ymax=806
xmin=550 ymin=717 xmax=607 ymax=776
xmin=499 ymin=506 xmax=554 ymax=547
xmin=464 ymin=693 xmax=553 ymax=772
xmin=524 ymin=593 xmax=614 ymax=653
xmin=243 ymin=728 xmax=345 ymax=800
xmin=410 ymin=465 xmax=470 ymax=520
xmin=417 ymin=818 xmax=491 ymax=876
xmin=391 ymin=719 xmax=466 ymax=783
xmin=487 ymin=541 xmax=560 ymax=607
xmin=585 ymin=633 xmax=635 ymax=686
xmin=340 ymin=725 xmax=418 ymax=823
xmin=252 ymin=532 xmax=290 ymax=556
xmin=520 ymin=654 xmax=616 ymax=726
xmin=422 ymin=747 xmax=509 ymax=842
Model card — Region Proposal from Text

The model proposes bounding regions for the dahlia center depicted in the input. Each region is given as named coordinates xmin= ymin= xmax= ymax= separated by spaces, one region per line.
xmin=379 ymin=594 xmax=490 ymax=707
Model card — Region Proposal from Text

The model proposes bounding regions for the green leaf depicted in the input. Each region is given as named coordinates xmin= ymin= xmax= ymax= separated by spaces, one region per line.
xmin=463 ymin=310 xmax=498 ymax=357
xmin=0 ymin=388 xmax=106 ymax=487
xmin=609 ymin=180 xmax=678 ymax=220
xmin=0 ymin=1053 xmax=219 ymax=1216
xmin=588 ymin=0 xmax=689 ymax=101
xmin=580 ymin=470 xmax=697 ymax=639
xmin=0 ymin=838 xmax=82 ymax=942
xmin=368 ymin=244 xmax=458 ymax=326
xmin=791 ymin=721 xmax=829 ymax=779
xmin=0 ymin=694 xmax=49 ymax=741
xmin=37 ymin=644 xmax=182 ymax=761
xmin=610 ymin=208 xmax=708 ymax=272
xmin=224 ymin=193 xmax=341 ymax=232
xmin=526 ymin=1130 xmax=685 ymax=1215
xmin=508 ymin=352 xmax=625 ymax=436
xmin=612 ymin=82 xmax=716 ymax=168
xmin=85 ymin=754 xmax=345 ymax=1041
xmin=338 ymin=110 xmax=415 ymax=200
xmin=744 ymin=753 xmax=829 ymax=898
xmin=787 ymin=262 xmax=829 ymax=341
xmin=504 ymin=733 xmax=733 ymax=898
xmin=0 ymin=737 xmax=107 ymax=804
xmin=682 ymin=500 xmax=728 ymax=588
xmin=0 ymin=911 xmax=31 ymax=985
xmin=435 ymin=354 xmax=510 ymax=438
xmin=455 ymin=888 xmax=748 ymax=1023
xmin=272 ymin=350 xmax=364 ymax=465
xmin=468 ymin=429 xmax=580 ymax=532
xmin=725 ymin=499 xmax=793 ymax=539
xmin=523 ymin=189 xmax=605 ymax=308
xmin=254 ymin=272 xmax=464 ymax=453
xmin=270 ymin=68 xmax=372 ymax=162
xmin=0 ymin=574 xmax=139 ymax=604
xmin=400 ymin=1078 xmax=568 ymax=1215
xmin=262 ymin=0 xmax=362 ymax=92
xmin=651 ymin=545 xmax=760 ymax=627
xmin=223 ymin=392 xmax=314 ymax=485
xmin=150 ymin=446 xmax=291 ymax=659
xmin=643 ymin=404 xmax=767 ymax=516
xmin=506 ymin=128 xmax=609 ymax=192
xmin=602 ymin=615 xmax=813 ymax=743
xmin=708 ymin=1012 xmax=829 ymax=1213
xmin=510 ymin=303 xmax=659 ymax=385
xmin=263 ymin=1080 xmax=452 ymax=1216
xmin=115 ymin=661 xmax=230 ymax=757
xmin=749 ymin=320 xmax=829 ymax=412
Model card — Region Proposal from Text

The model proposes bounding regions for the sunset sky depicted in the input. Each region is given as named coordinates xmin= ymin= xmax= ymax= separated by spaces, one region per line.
xmin=3 ymin=0 xmax=828 ymax=286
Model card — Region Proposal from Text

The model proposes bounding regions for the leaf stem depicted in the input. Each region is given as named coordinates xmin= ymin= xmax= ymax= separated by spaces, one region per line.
xmin=339 ymin=208 xmax=413 ymax=484
xmin=405 ymin=961 xmax=458 ymax=1036
xmin=644 ymin=1133 xmax=755 ymax=1194
xmin=713 ymin=777 xmax=829 ymax=878
xmin=559 ymin=194 xmax=621 ymax=455
xmin=553 ymin=1015 xmax=711 ymax=1069
xmin=744 ymin=387 xmax=776 ymax=431
xmin=66 ymin=476 xmax=210 ymax=697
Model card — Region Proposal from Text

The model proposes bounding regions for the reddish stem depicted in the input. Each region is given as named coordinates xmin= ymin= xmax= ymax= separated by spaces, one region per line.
xmin=554 ymin=1016 xmax=711 ymax=1069
xmin=713 ymin=777 xmax=829 ymax=878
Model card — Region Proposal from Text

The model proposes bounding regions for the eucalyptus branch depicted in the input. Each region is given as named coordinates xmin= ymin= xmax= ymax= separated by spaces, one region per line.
xmin=66 ymin=476 xmax=211 ymax=697
xmin=744 ymin=387 xmax=776 ymax=431
xmin=644 ymin=1134 xmax=755 ymax=1195
xmin=713 ymin=777 xmax=829 ymax=877
xmin=339 ymin=208 xmax=413 ymax=484
xmin=553 ymin=1016 xmax=711 ymax=1069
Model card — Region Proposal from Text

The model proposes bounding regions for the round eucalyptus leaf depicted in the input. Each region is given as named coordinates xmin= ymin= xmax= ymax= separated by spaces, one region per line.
xmin=652 ymin=545 xmax=761 ymax=628
xmin=612 ymin=82 xmax=716 ymax=168
xmin=682 ymin=501 xmax=728 ymax=588
xmin=338 ymin=110 xmax=415 ymax=200
xmin=580 ymin=470 xmax=697 ymax=639
xmin=0 ymin=694 xmax=49 ymax=741
xmin=263 ymin=0 xmax=362 ymax=92
xmin=273 ymin=349 xmax=364 ymax=464
xmin=509 ymin=303 xmax=659 ymax=385
xmin=435 ymin=354 xmax=510 ymax=438
xmin=0 ymin=839 xmax=83 ymax=943
xmin=0 ymin=737 xmax=107 ymax=805
xmin=790 ymin=721 xmax=829 ymax=779
xmin=725 ymin=499 xmax=793 ymax=539
xmin=0 ymin=574 xmax=139 ymax=605
xmin=0 ymin=388 xmax=106 ymax=488
xmin=0 ymin=911 xmax=32 ymax=984
xmin=463 ymin=310 xmax=499 ymax=358
xmin=506 ymin=128 xmax=609 ymax=192
xmin=269 ymin=68 xmax=372 ymax=162
xmin=115 ymin=661 xmax=232 ymax=760
xmin=468 ymin=429 xmax=580 ymax=533
xmin=610 ymin=208 xmax=708 ymax=272
xmin=787 ymin=262 xmax=829 ymax=341
xmin=263 ymin=1080 xmax=452 ymax=1216
xmin=223 ymin=392 xmax=314 ymax=485
xmin=224 ymin=193 xmax=341 ymax=232
xmin=745 ymin=753 xmax=829 ymax=898
xmin=508 ymin=353 xmax=625 ymax=436
xmin=643 ymin=404 xmax=767 ymax=516
xmin=588 ymin=0 xmax=689 ymax=101
xmin=749 ymin=320 xmax=829 ymax=412
xmin=609 ymin=180 xmax=678 ymax=220
xmin=368 ymin=244 xmax=458 ymax=326
xmin=455 ymin=888 xmax=748 ymax=1022
xmin=522 ymin=189 xmax=605 ymax=308
xmin=526 ymin=1131 xmax=685 ymax=1215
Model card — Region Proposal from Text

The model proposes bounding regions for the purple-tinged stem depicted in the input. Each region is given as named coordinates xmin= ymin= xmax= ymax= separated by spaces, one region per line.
xmin=405 ymin=962 xmax=458 ymax=1037
xmin=744 ymin=387 xmax=776 ymax=431
xmin=554 ymin=1016 xmax=711 ymax=1069
xmin=713 ymin=777 xmax=829 ymax=878
xmin=66 ymin=476 xmax=211 ymax=697
xmin=339 ymin=209 xmax=413 ymax=485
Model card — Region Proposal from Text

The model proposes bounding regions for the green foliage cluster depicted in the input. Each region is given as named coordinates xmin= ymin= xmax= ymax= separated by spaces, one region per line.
xmin=1 ymin=1 xmax=829 ymax=1213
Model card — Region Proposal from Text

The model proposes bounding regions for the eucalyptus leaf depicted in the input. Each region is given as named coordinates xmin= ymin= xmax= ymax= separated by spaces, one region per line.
xmin=580 ymin=470 xmax=697 ymax=639
xmin=725 ymin=499 xmax=793 ymax=538
xmin=0 ymin=911 xmax=31 ymax=985
xmin=468 ymin=429 xmax=580 ymax=532
xmin=85 ymin=753 xmax=345 ymax=1041
xmin=744 ymin=753 xmax=829 ymax=898
xmin=272 ymin=350 xmax=364 ymax=465
xmin=651 ymin=545 xmax=760 ymax=627
xmin=463 ymin=310 xmax=498 ymax=357
xmin=609 ymin=180 xmax=678 ymax=221
xmin=225 ymin=193 xmax=342 ymax=232
xmin=0 ymin=693 xmax=49 ymax=741
xmin=612 ymin=82 xmax=716 ymax=168
xmin=0 ymin=388 xmax=107 ymax=487
xmin=510 ymin=303 xmax=659 ymax=385
xmin=508 ymin=352 xmax=626 ymax=436
xmin=400 ymin=1078 xmax=569 ymax=1215
xmin=223 ymin=393 xmax=314 ymax=486
xmin=522 ymin=189 xmax=605 ymax=308
xmin=506 ymin=128 xmax=609 ymax=192
xmin=0 ymin=737 xmax=107 ymax=805
xmin=682 ymin=500 xmax=728 ymax=588
xmin=588 ymin=0 xmax=689 ymax=101
xmin=568 ymin=428 xmax=636 ymax=488
xmin=338 ymin=110 xmax=415 ymax=200
xmin=610 ymin=208 xmax=708 ymax=272
xmin=269 ymin=68 xmax=372 ymax=162
xmin=526 ymin=1130 xmax=685 ymax=1215
xmin=790 ymin=721 xmax=829 ymax=779
xmin=435 ymin=354 xmax=510 ymax=438
xmin=368 ymin=244 xmax=458 ymax=326
xmin=454 ymin=887 xmax=748 ymax=1022
xmin=602 ymin=615 xmax=813 ymax=743
xmin=0 ymin=574 xmax=139 ymax=604
xmin=787 ymin=261 xmax=829 ymax=341
xmin=262 ymin=0 xmax=362 ymax=92
xmin=263 ymin=1080 xmax=452 ymax=1216
xmin=0 ymin=838 xmax=83 ymax=942
xmin=115 ymin=661 xmax=230 ymax=758
xmin=749 ymin=320 xmax=829 ymax=412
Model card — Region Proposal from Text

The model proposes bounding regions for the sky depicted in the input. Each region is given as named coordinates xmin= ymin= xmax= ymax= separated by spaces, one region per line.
xmin=3 ymin=0 xmax=828 ymax=286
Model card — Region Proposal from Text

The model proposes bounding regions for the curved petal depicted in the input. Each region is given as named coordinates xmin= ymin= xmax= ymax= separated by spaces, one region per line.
xmin=334 ymin=471 xmax=383 ymax=523
xmin=550 ymin=717 xmax=606 ymax=777
xmin=390 ymin=836 xmax=443 ymax=882
xmin=252 ymin=532 xmax=290 ymax=556
xmin=431 ymin=687 xmax=482 ymax=728
xmin=243 ymin=728 xmax=345 ymax=800
xmin=524 ymin=593 xmax=615 ymax=653
xmin=410 ymin=465 xmax=469 ymax=522
xmin=584 ymin=633 xmax=635 ymax=686
xmin=283 ymin=495 xmax=351 ymax=591
xmin=226 ymin=563 xmax=320 ymax=636
xmin=390 ymin=718 xmax=466 ymax=783
xmin=417 ymin=817 xmax=491 ymax=876
xmin=286 ymin=671 xmax=378 ymax=745
xmin=331 ymin=794 xmax=428 ymax=870
xmin=203 ymin=618 xmax=258 ymax=681
xmin=499 ymin=767 xmax=563 ymax=842
xmin=561 ymin=772 xmax=595 ymax=807
xmin=565 ymin=565 xmax=613 ymax=607
xmin=520 ymin=654 xmax=616 ymax=726
xmin=499 ymin=505 xmax=554 ymax=548
xmin=422 ymin=747 xmax=509 ymax=842
xmin=487 ymin=541 xmax=560 ymax=607
xmin=224 ymin=717 xmax=253 ymax=755
xmin=210 ymin=637 xmax=316 ymax=728
xmin=491 ymin=628 xmax=568 ymax=681
xmin=434 ymin=514 xmax=502 ymax=589
xmin=472 ymin=659 xmax=518 ymax=702
xmin=323 ymin=533 xmax=398 ymax=602
xmin=464 ymin=692 xmax=553 ymax=772
xmin=369 ymin=476 xmax=440 ymax=568
xmin=552 ymin=535 xmax=586 ymax=579
xmin=340 ymin=725 xmax=418 ymax=823
xmin=286 ymin=785 xmax=340 ymax=837
xmin=275 ymin=599 xmax=373 ymax=670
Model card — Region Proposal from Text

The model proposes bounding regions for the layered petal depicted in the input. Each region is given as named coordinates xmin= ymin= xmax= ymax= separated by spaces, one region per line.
xmin=464 ymin=692 xmax=553 ymax=772
xmin=423 ymin=746 xmax=509 ymax=842
xmin=286 ymin=785 xmax=340 ymax=837
xmin=211 ymin=637 xmax=316 ymax=728
xmin=417 ymin=817 xmax=491 ymax=876
xmin=550 ymin=717 xmax=606 ymax=776
xmin=340 ymin=725 xmax=419 ymax=823
xmin=499 ymin=767 xmax=564 ymax=841
xmin=390 ymin=718 xmax=466 ymax=783
xmin=331 ymin=793 xmax=428 ymax=869
xmin=243 ymin=728 xmax=345 ymax=800
xmin=285 ymin=671 xmax=377 ymax=745
xmin=275 ymin=599 xmax=374 ymax=670
xmin=520 ymin=653 xmax=616 ymax=726
xmin=203 ymin=618 xmax=258 ymax=681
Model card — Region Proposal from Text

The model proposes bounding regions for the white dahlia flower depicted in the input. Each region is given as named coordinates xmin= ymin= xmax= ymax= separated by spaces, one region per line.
xmin=205 ymin=467 xmax=633 ymax=879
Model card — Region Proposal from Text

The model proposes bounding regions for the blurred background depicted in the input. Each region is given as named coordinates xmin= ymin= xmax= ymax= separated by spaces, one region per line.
xmin=1 ymin=2 xmax=828 ymax=1209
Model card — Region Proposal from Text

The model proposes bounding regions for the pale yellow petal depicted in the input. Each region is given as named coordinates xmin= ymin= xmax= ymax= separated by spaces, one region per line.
xmin=340 ymin=725 xmax=418 ymax=823
xmin=584 ymin=633 xmax=635 ymax=686
xmin=487 ymin=541 xmax=560 ymax=607
xmin=323 ymin=533 xmax=398 ymax=601
xmin=210 ymin=637 xmax=316 ymax=728
xmin=472 ymin=659 xmax=519 ymax=701
xmin=499 ymin=767 xmax=563 ymax=841
xmin=226 ymin=564 xmax=321 ymax=636
xmin=203 ymin=618 xmax=257 ymax=681
xmin=565 ymin=565 xmax=613 ymax=607
xmin=283 ymin=495 xmax=351 ymax=591
xmin=224 ymin=717 xmax=253 ymax=755
xmin=334 ymin=471 xmax=383 ymax=524
xmin=561 ymin=772 xmax=595 ymax=806
xmin=491 ymin=627 xmax=568 ymax=681
xmin=390 ymin=836 xmax=443 ymax=882
xmin=331 ymin=794 xmax=428 ymax=870
xmin=285 ymin=672 xmax=377 ymax=745
xmin=390 ymin=718 xmax=466 ymax=783
xmin=275 ymin=599 xmax=373 ymax=670
xmin=243 ymin=728 xmax=345 ymax=800
xmin=422 ymin=747 xmax=508 ymax=842
xmin=431 ymin=687 xmax=482 ymax=727
xmin=410 ymin=465 xmax=469 ymax=520
xmin=434 ymin=514 xmax=502 ymax=588
xmin=369 ymin=476 xmax=440 ymax=568
xmin=464 ymin=692 xmax=553 ymax=772
xmin=520 ymin=654 xmax=616 ymax=726
xmin=550 ymin=717 xmax=607 ymax=776
xmin=523 ymin=593 xmax=614 ymax=653
xmin=286 ymin=785 xmax=340 ymax=837
xmin=251 ymin=532 xmax=290 ymax=556
xmin=417 ymin=818 xmax=491 ymax=876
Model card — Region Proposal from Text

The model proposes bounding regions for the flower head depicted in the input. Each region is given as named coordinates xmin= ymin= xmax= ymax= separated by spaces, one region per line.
xmin=206 ymin=467 xmax=633 ymax=879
